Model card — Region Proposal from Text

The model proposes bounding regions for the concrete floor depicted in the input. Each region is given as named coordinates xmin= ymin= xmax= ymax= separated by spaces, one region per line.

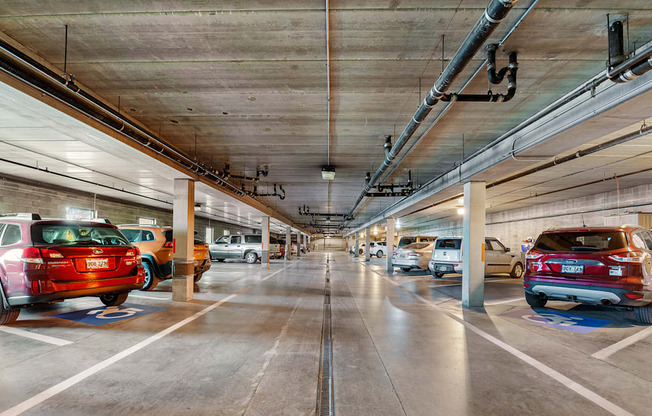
xmin=1 ymin=252 xmax=651 ymax=416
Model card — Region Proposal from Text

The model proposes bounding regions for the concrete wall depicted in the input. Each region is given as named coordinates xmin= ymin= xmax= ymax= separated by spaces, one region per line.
xmin=0 ymin=176 xmax=254 ymax=239
xmin=312 ymin=237 xmax=346 ymax=252
xmin=407 ymin=182 xmax=652 ymax=252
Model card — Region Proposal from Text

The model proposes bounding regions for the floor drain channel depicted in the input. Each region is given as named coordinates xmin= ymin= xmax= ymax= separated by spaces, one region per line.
xmin=317 ymin=268 xmax=334 ymax=416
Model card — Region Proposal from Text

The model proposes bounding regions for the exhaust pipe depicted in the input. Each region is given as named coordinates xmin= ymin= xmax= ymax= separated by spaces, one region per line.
xmin=601 ymin=299 xmax=612 ymax=306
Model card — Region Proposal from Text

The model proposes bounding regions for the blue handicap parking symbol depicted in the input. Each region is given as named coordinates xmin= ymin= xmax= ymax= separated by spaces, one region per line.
xmin=52 ymin=303 xmax=166 ymax=326
xmin=501 ymin=309 xmax=611 ymax=334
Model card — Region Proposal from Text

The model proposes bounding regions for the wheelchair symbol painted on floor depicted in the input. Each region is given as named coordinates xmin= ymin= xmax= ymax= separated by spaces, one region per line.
xmin=87 ymin=306 xmax=145 ymax=320
xmin=522 ymin=313 xmax=584 ymax=327
xmin=52 ymin=303 xmax=166 ymax=326
xmin=500 ymin=309 xmax=611 ymax=334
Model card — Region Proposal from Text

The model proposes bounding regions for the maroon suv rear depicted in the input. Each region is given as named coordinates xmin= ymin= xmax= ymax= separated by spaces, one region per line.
xmin=0 ymin=219 xmax=145 ymax=324
xmin=523 ymin=226 xmax=652 ymax=323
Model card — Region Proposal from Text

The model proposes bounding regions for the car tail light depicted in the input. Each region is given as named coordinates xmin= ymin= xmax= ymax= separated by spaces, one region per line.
xmin=526 ymin=252 xmax=544 ymax=260
xmin=625 ymin=293 xmax=644 ymax=299
xmin=393 ymin=251 xmax=397 ymax=256
xmin=609 ymin=254 xmax=645 ymax=263
xmin=163 ymin=242 xmax=173 ymax=248
xmin=523 ymin=283 xmax=530 ymax=288
xmin=20 ymin=247 xmax=43 ymax=264
xmin=407 ymin=252 xmax=418 ymax=257
xmin=126 ymin=249 xmax=136 ymax=257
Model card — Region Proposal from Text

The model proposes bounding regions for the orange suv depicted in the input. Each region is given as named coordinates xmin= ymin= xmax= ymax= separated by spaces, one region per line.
xmin=118 ymin=225 xmax=211 ymax=290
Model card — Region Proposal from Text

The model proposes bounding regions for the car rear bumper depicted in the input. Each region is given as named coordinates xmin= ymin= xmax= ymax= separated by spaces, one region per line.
xmin=524 ymin=280 xmax=652 ymax=307
xmin=7 ymin=280 xmax=144 ymax=307
xmin=392 ymin=258 xmax=420 ymax=267
xmin=429 ymin=262 xmax=462 ymax=274
xmin=193 ymin=259 xmax=211 ymax=274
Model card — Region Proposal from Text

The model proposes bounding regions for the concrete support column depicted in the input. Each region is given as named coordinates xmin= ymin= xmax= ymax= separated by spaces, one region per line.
xmin=296 ymin=234 xmax=301 ymax=258
xmin=285 ymin=227 xmax=292 ymax=260
xmin=308 ymin=236 xmax=311 ymax=252
xmin=303 ymin=234 xmax=308 ymax=254
xmin=354 ymin=232 xmax=360 ymax=258
xmin=364 ymin=228 xmax=371 ymax=262
xmin=172 ymin=178 xmax=195 ymax=302
xmin=386 ymin=218 xmax=395 ymax=271
xmin=462 ymin=181 xmax=486 ymax=308
xmin=261 ymin=216 xmax=270 ymax=268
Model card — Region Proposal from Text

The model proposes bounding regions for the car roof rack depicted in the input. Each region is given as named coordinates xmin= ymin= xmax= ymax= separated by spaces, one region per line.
xmin=0 ymin=213 xmax=41 ymax=220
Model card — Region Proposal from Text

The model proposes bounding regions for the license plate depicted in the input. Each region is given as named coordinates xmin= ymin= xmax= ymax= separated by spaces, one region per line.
xmin=561 ymin=264 xmax=584 ymax=274
xmin=438 ymin=265 xmax=451 ymax=271
xmin=86 ymin=258 xmax=109 ymax=269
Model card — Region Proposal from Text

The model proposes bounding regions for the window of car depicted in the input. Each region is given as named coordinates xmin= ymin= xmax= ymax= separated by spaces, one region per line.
xmin=142 ymin=230 xmax=156 ymax=242
xmin=270 ymin=236 xmax=279 ymax=245
xmin=31 ymin=224 xmax=129 ymax=246
xmin=436 ymin=239 xmax=461 ymax=249
xmin=488 ymin=239 xmax=506 ymax=251
xmin=120 ymin=229 xmax=141 ymax=243
xmin=534 ymin=231 xmax=627 ymax=252
xmin=231 ymin=236 xmax=242 ymax=244
xmin=643 ymin=231 xmax=652 ymax=250
xmin=632 ymin=232 xmax=648 ymax=250
xmin=163 ymin=230 xmax=173 ymax=244
xmin=405 ymin=243 xmax=429 ymax=250
xmin=245 ymin=235 xmax=262 ymax=244
xmin=0 ymin=224 xmax=21 ymax=246
xmin=215 ymin=236 xmax=229 ymax=244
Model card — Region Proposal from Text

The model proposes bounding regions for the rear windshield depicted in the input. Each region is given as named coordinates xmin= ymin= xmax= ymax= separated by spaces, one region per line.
xmin=32 ymin=224 xmax=130 ymax=246
xmin=245 ymin=235 xmax=262 ymax=244
xmin=270 ymin=236 xmax=279 ymax=244
xmin=405 ymin=243 xmax=430 ymax=250
xmin=534 ymin=231 xmax=628 ymax=252
xmin=436 ymin=239 xmax=461 ymax=249
xmin=163 ymin=230 xmax=173 ymax=243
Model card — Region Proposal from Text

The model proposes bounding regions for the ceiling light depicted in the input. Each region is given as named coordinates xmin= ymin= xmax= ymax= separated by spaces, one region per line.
xmin=457 ymin=207 xmax=465 ymax=215
xmin=321 ymin=166 xmax=336 ymax=180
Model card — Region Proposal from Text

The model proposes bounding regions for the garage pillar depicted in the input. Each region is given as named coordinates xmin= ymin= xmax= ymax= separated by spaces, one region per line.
xmin=462 ymin=181 xmax=486 ymax=308
xmin=308 ymin=235 xmax=311 ymax=252
xmin=285 ymin=227 xmax=292 ymax=260
xmin=172 ymin=178 xmax=195 ymax=302
xmin=364 ymin=228 xmax=371 ymax=262
xmin=386 ymin=218 xmax=395 ymax=271
xmin=261 ymin=216 xmax=270 ymax=268
xmin=296 ymin=234 xmax=301 ymax=258
xmin=354 ymin=232 xmax=360 ymax=258
xmin=303 ymin=234 xmax=308 ymax=254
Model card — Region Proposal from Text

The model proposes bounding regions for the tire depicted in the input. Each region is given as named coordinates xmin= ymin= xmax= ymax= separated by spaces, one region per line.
xmin=634 ymin=304 xmax=652 ymax=324
xmin=194 ymin=273 xmax=203 ymax=283
xmin=100 ymin=293 xmax=129 ymax=307
xmin=140 ymin=262 xmax=157 ymax=291
xmin=215 ymin=258 xmax=226 ymax=262
xmin=376 ymin=250 xmax=383 ymax=258
xmin=359 ymin=249 xmax=363 ymax=255
xmin=525 ymin=292 xmax=547 ymax=308
xmin=245 ymin=252 xmax=258 ymax=264
xmin=510 ymin=263 xmax=524 ymax=279
xmin=401 ymin=267 xmax=412 ymax=272
xmin=0 ymin=293 xmax=19 ymax=325
xmin=432 ymin=271 xmax=445 ymax=278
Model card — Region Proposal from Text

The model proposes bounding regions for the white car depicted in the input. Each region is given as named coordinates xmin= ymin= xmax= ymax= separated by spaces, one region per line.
xmin=358 ymin=241 xmax=387 ymax=258
xmin=428 ymin=237 xmax=523 ymax=278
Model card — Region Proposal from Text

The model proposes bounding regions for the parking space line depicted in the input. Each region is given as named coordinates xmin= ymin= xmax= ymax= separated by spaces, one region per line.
xmin=0 ymin=327 xmax=72 ymax=347
xmin=591 ymin=325 xmax=652 ymax=361
xmin=0 ymin=286 xmax=252 ymax=416
xmin=372 ymin=270 xmax=635 ymax=416
xmin=0 ymin=263 xmax=295 ymax=416
xmin=485 ymin=297 xmax=524 ymax=306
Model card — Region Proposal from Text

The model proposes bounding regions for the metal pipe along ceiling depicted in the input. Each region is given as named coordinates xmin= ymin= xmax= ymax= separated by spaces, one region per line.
xmin=342 ymin=0 xmax=521 ymax=227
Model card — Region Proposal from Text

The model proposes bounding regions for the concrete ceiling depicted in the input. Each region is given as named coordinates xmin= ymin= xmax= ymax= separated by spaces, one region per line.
xmin=0 ymin=1 xmax=652 ymax=235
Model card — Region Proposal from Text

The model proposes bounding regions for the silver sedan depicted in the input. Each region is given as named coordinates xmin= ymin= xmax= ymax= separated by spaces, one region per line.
xmin=392 ymin=242 xmax=435 ymax=272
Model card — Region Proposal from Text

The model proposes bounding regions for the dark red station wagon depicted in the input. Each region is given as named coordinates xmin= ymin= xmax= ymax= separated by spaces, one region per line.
xmin=524 ymin=225 xmax=652 ymax=323
xmin=0 ymin=214 xmax=145 ymax=324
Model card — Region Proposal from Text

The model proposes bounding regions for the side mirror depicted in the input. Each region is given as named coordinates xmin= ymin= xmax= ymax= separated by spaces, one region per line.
xmin=505 ymin=247 xmax=511 ymax=252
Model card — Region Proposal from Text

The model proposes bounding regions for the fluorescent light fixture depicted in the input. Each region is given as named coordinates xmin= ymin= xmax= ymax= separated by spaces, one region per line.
xmin=321 ymin=166 xmax=336 ymax=180
xmin=457 ymin=207 xmax=465 ymax=215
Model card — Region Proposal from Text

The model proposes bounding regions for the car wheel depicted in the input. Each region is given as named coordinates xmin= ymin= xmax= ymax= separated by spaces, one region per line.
xmin=216 ymin=258 xmax=226 ymax=262
xmin=432 ymin=271 xmax=445 ymax=278
xmin=510 ymin=263 xmax=524 ymax=279
xmin=525 ymin=292 xmax=547 ymax=308
xmin=245 ymin=252 xmax=258 ymax=264
xmin=401 ymin=267 xmax=412 ymax=272
xmin=140 ymin=262 xmax=158 ymax=291
xmin=376 ymin=250 xmax=383 ymax=258
xmin=359 ymin=249 xmax=363 ymax=255
xmin=634 ymin=304 xmax=652 ymax=324
xmin=194 ymin=273 xmax=203 ymax=283
xmin=99 ymin=293 xmax=129 ymax=307
xmin=0 ymin=294 xmax=19 ymax=325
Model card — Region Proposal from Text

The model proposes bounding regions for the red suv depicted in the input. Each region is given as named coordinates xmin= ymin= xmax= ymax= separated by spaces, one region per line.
xmin=524 ymin=226 xmax=652 ymax=323
xmin=0 ymin=214 xmax=145 ymax=325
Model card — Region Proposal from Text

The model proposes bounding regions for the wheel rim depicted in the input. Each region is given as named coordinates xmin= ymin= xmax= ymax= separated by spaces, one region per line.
xmin=143 ymin=265 xmax=152 ymax=287
xmin=247 ymin=253 xmax=256 ymax=262
xmin=377 ymin=251 xmax=383 ymax=257
xmin=514 ymin=264 xmax=523 ymax=277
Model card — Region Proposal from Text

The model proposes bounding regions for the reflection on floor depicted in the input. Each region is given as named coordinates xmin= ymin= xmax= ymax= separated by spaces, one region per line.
xmin=0 ymin=252 xmax=650 ymax=416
